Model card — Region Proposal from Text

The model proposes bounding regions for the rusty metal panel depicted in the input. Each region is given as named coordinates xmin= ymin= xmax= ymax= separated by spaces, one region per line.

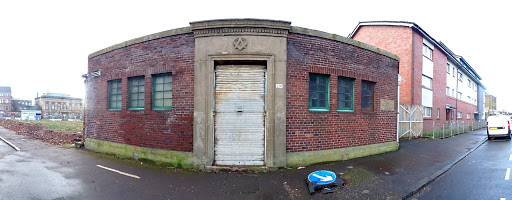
xmin=214 ymin=65 xmax=265 ymax=166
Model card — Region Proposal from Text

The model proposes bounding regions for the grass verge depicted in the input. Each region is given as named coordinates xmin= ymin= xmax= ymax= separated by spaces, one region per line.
xmin=27 ymin=120 xmax=83 ymax=132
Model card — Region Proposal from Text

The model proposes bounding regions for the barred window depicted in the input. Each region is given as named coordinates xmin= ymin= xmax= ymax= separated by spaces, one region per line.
xmin=128 ymin=76 xmax=145 ymax=110
xmin=152 ymin=73 xmax=172 ymax=110
xmin=108 ymin=79 xmax=122 ymax=110
xmin=361 ymin=81 xmax=375 ymax=111
xmin=309 ymin=73 xmax=329 ymax=111
xmin=337 ymin=77 xmax=354 ymax=112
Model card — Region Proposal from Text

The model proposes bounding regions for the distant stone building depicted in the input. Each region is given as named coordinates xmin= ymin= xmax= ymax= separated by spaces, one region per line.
xmin=0 ymin=86 xmax=13 ymax=118
xmin=35 ymin=93 xmax=83 ymax=120
xmin=12 ymin=100 xmax=42 ymax=120
xmin=485 ymin=94 xmax=497 ymax=118
xmin=12 ymin=100 xmax=33 ymax=112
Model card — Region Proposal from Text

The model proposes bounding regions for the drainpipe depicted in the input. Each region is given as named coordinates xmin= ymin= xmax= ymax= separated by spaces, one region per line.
xmin=455 ymin=68 xmax=459 ymax=124
xmin=397 ymin=75 xmax=402 ymax=146
xmin=81 ymin=73 xmax=88 ymax=147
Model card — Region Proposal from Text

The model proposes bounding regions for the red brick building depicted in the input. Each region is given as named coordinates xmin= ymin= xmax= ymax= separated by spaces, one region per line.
xmin=86 ymin=19 xmax=399 ymax=169
xmin=0 ymin=86 xmax=13 ymax=118
xmin=349 ymin=21 xmax=485 ymax=134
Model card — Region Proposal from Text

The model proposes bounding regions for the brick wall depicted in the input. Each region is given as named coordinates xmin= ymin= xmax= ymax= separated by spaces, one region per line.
xmin=352 ymin=26 xmax=412 ymax=105
xmin=423 ymin=41 xmax=448 ymax=131
xmin=411 ymin=31 xmax=424 ymax=106
xmin=286 ymin=33 xmax=399 ymax=152
xmin=353 ymin=26 xmax=478 ymax=134
xmin=86 ymin=33 xmax=194 ymax=152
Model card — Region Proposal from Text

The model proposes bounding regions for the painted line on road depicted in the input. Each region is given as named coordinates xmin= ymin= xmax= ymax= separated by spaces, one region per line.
xmin=509 ymin=154 xmax=512 ymax=160
xmin=0 ymin=135 xmax=20 ymax=151
xmin=506 ymin=168 xmax=510 ymax=180
xmin=96 ymin=165 xmax=140 ymax=179
xmin=500 ymin=198 xmax=505 ymax=200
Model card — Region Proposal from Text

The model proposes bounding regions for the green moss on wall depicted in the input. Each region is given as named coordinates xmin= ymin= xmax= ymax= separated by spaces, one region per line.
xmin=287 ymin=142 xmax=398 ymax=167
xmin=85 ymin=138 xmax=194 ymax=169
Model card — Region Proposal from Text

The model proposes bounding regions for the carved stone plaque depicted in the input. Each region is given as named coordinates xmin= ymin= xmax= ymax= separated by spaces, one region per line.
xmin=233 ymin=37 xmax=248 ymax=51
xmin=380 ymin=99 xmax=395 ymax=111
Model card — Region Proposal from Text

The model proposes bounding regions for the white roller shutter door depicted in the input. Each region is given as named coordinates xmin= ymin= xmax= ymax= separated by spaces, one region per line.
xmin=214 ymin=65 xmax=265 ymax=165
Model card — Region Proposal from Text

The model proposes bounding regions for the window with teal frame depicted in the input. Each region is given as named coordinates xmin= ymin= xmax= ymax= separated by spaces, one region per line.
xmin=108 ymin=79 xmax=122 ymax=110
xmin=128 ymin=76 xmax=145 ymax=110
xmin=309 ymin=73 xmax=329 ymax=111
xmin=361 ymin=80 xmax=375 ymax=111
xmin=337 ymin=77 xmax=354 ymax=112
xmin=152 ymin=73 xmax=172 ymax=110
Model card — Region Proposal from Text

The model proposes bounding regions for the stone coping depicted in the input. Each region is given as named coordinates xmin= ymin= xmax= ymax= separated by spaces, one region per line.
xmin=88 ymin=27 xmax=192 ymax=59
xmin=289 ymin=26 xmax=400 ymax=61
xmin=88 ymin=22 xmax=400 ymax=62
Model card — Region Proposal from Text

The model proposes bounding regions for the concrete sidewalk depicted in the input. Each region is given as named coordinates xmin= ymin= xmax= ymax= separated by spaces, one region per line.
xmin=0 ymin=126 xmax=487 ymax=200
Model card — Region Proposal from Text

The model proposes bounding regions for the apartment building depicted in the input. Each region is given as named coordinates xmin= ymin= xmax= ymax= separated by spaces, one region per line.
xmin=349 ymin=21 xmax=485 ymax=133
xmin=0 ymin=86 xmax=13 ymax=118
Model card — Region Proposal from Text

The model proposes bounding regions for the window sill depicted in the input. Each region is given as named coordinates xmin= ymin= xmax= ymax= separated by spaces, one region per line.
xmin=153 ymin=107 xmax=172 ymax=111
xmin=309 ymin=108 xmax=329 ymax=112
xmin=128 ymin=108 xmax=144 ymax=111
xmin=108 ymin=109 xmax=121 ymax=111
xmin=361 ymin=109 xmax=374 ymax=113
xmin=337 ymin=109 xmax=354 ymax=112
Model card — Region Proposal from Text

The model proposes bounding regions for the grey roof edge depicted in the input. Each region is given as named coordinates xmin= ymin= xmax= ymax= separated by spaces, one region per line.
xmin=348 ymin=21 xmax=415 ymax=38
xmin=438 ymin=41 xmax=482 ymax=81
xmin=0 ymin=86 xmax=11 ymax=93
xmin=88 ymin=27 xmax=192 ymax=59
xmin=290 ymin=26 xmax=400 ymax=62
xmin=189 ymin=18 xmax=291 ymax=30
xmin=35 ymin=96 xmax=82 ymax=100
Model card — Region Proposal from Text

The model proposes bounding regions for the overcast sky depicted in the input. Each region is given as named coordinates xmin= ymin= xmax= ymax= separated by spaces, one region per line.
xmin=0 ymin=0 xmax=510 ymax=110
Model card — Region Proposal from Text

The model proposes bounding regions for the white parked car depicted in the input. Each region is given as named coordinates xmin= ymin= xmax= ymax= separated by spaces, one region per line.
xmin=487 ymin=115 xmax=512 ymax=140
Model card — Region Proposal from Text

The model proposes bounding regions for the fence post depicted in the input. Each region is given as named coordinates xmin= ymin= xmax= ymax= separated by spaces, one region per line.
xmin=443 ymin=124 xmax=445 ymax=138
xmin=451 ymin=122 xmax=453 ymax=137
xmin=433 ymin=119 xmax=435 ymax=139
xmin=463 ymin=121 xmax=465 ymax=133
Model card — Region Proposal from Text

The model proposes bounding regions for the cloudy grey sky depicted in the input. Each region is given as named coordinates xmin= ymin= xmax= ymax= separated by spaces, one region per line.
xmin=0 ymin=0 xmax=510 ymax=110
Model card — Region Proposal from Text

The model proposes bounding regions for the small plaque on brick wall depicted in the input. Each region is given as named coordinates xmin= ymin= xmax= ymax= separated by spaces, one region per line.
xmin=380 ymin=99 xmax=395 ymax=111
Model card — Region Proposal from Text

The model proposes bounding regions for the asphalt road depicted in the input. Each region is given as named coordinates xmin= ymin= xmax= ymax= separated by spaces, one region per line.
xmin=0 ymin=127 xmax=291 ymax=200
xmin=413 ymin=136 xmax=512 ymax=200
xmin=0 ymin=125 xmax=489 ymax=200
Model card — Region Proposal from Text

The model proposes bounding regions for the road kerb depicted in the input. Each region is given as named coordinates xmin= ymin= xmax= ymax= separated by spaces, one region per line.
xmin=0 ymin=135 xmax=20 ymax=151
xmin=402 ymin=136 xmax=487 ymax=200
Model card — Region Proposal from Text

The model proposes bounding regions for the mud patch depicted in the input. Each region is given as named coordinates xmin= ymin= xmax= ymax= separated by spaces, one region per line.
xmin=283 ymin=181 xmax=302 ymax=199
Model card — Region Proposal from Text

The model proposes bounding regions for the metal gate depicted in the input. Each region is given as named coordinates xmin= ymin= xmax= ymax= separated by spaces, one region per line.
xmin=214 ymin=65 xmax=266 ymax=165
xmin=398 ymin=104 xmax=424 ymax=138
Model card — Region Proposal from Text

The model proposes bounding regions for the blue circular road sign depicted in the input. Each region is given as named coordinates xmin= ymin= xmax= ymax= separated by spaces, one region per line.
xmin=308 ymin=170 xmax=336 ymax=185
